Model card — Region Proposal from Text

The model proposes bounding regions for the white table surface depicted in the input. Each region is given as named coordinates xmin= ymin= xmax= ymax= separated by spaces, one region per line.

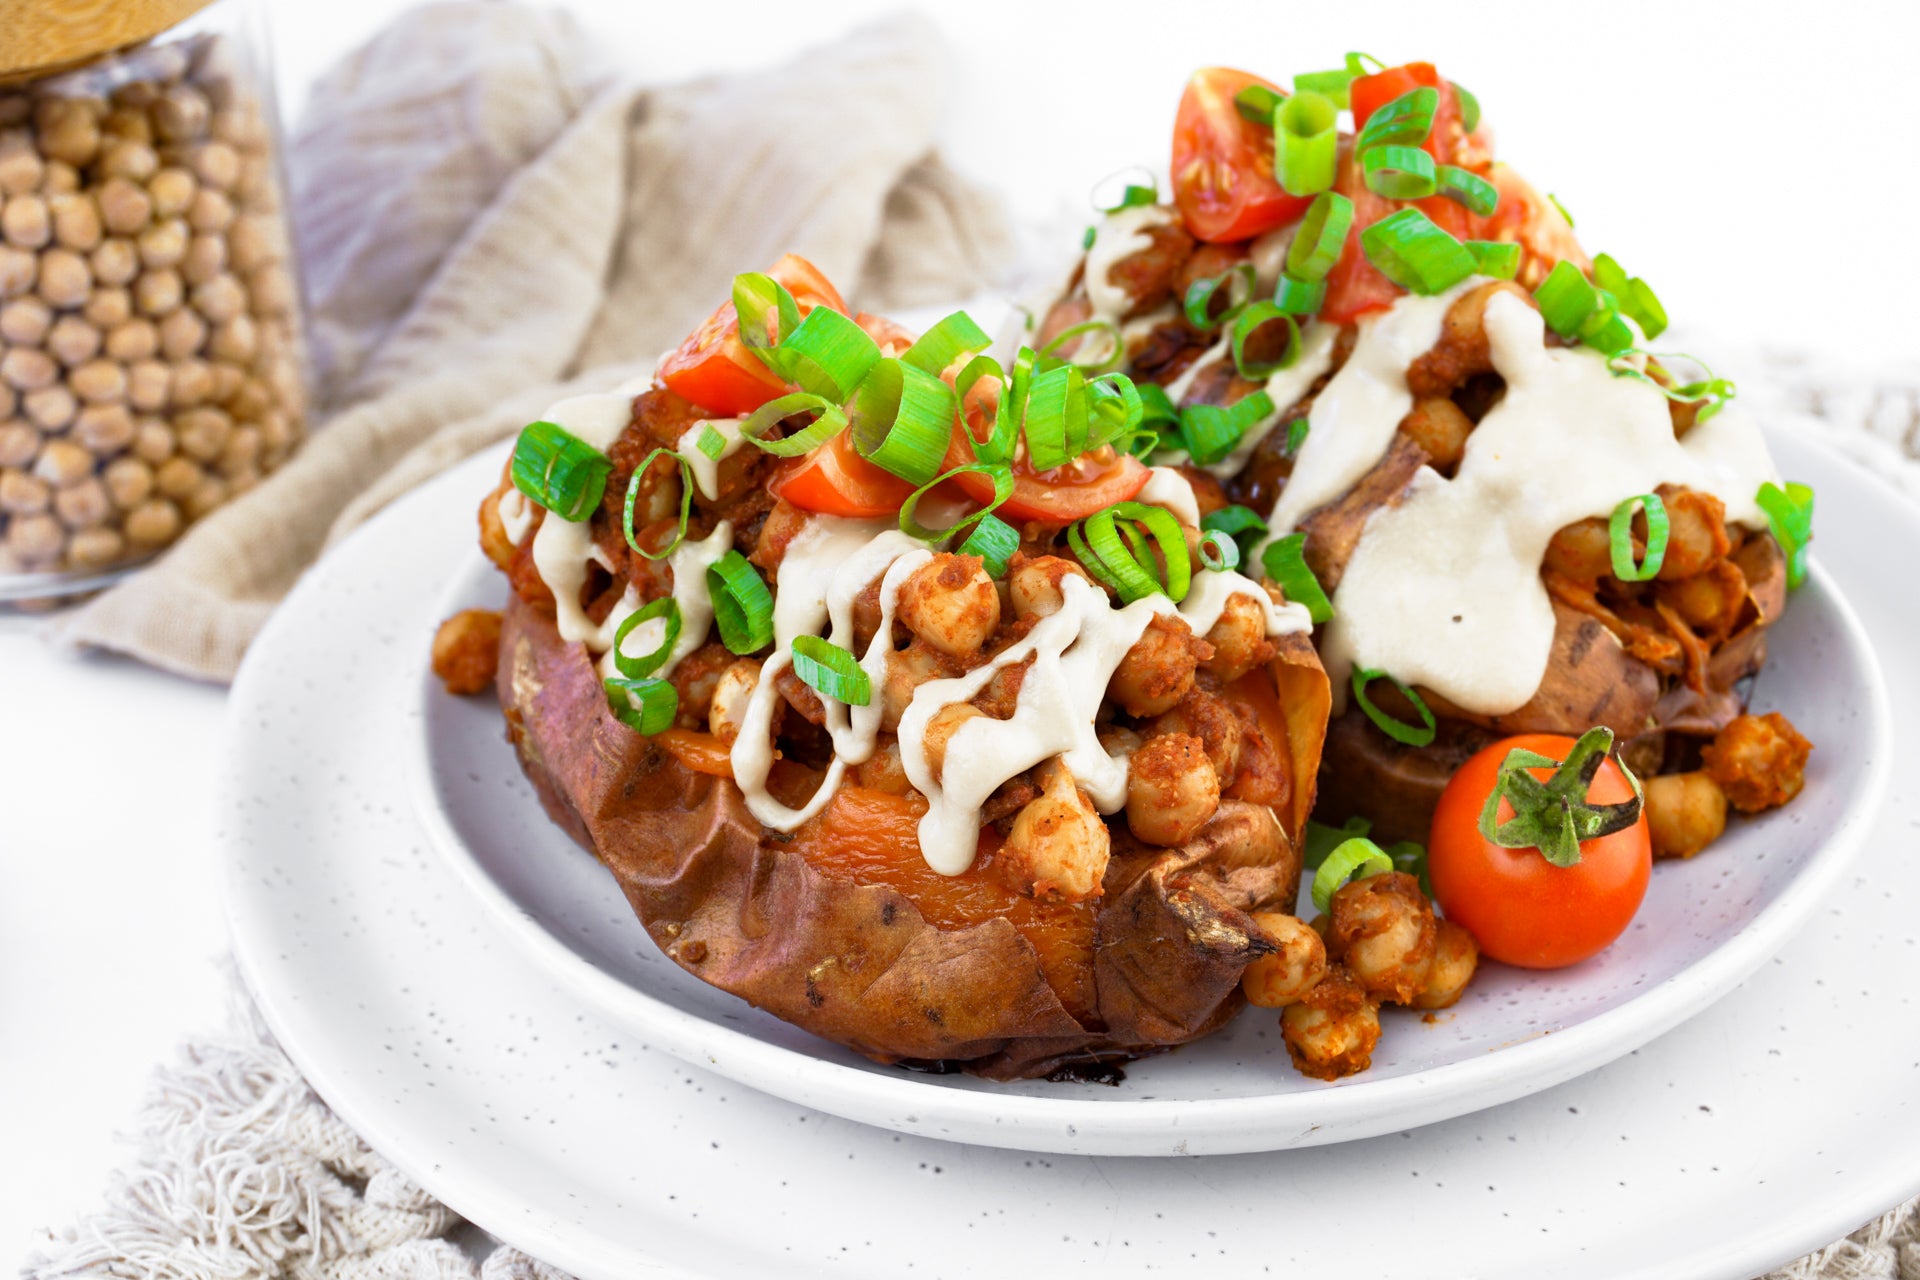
xmin=5 ymin=0 xmax=1918 ymax=1266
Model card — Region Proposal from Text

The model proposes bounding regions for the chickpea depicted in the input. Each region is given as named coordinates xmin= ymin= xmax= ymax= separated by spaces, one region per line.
xmin=54 ymin=476 xmax=111 ymax=529
xmin=0 ymin=295 xmax=51 ymax=345
xmin=1008 ymin=554 xmax=1091 ymax=620
xmin=154 ymin=455 xmax=202 ymax=499
xmin=897 ymin=553 xmax=999 ymax=658
xmin=0 ymin=146 xmax=42 ymax=196
xmin=124 ymin=496 xmax=182 ymax=546
xmin=1410 ymin=919 xmax=1479 ymax=1011
xmin=5 ymin=510 xmax=63 ymax=562
xmin=135 ymin=267 xmax=184 ymax=317
xmin=879 ymin=638 xmax=949 ymax=733
xmin=1201 ymin=591 xmax=1272 ymax=682
xmin=1146 ymin=686 xmax=1244 ymax=786
xmin=1108 ymin=612 xmax=1199 ymax=718
xmin=70 ymin=358 xmax=127 ymax=404
xmin=99 ymin=140 xmax=158 ymax=183
xmin=1543 ymin=517 xmax=1612 ymax=582
xmin=1241 ymin=911 xmax=1328 ymax=1008
xmin=707 ymin=659 xmax=761 ymax=746
xmin=917 ymin=701 xmax=983 ymax=781
xmin=23 ymin=385 xmax=75 ymax=431
xmin=3 ymin=192 xmax=51 ymax=249
xmin=33 ymin=99 xmax=101 ymax=168
xmin=46 ymin=314 xmax=102 ymax=364
xmin=158 ymin=307 xmax=206 ymax=360
xmin=1125 ymin=731 xmax=1219 ymax=847
xmin=1 ymin=347 xmax=55 ymax=391
xmin=137 ymin=218 xmax=189 ymax=270
xmin=180 ymin=233 xmax=225 ymax=286
xmin=431 ymin=609 xmax=503 ymax=696
xmin=1399 ymin=396 xmax=1473 ymax=471
xmin=999 ymin=757 xmax=1111 ymax=903
xmin=67 ymin=525 xmax=125 ymax=568
xmin=183 ymin=472 xmax=228 ymax=519
xmin=1281 ymin=966 xmax=1381 ymax=1081
xmin=105 ymin=318 xmax=158 ymax=362
xmin=0 ymin=420 xmax=36 ymax=467
xmin=88 ymin=238 xmax=137 ymax=287
xmin=49 ymin=192 xmax=102 ymax=251
xmin=1651 ymin=486 xmax=1730 ymax=581
xmin=35 ymin=247 xmax=91 ymax=308
xmin=103 ymin=456 xmax=152 ymax=508
xmin=148 ymin=168 xmax=197 ymax=219
xmin=850 ymin=737 xmax=913 ymax=796
xmin=0 ymin=467 xmax=50 ymax=513
xmin=82 ymin=286 xmax=130 ymax=328
xmin=191 ymin=273 xmax=247 ymax=324
xmin=0 ymin=244 xmax=36 ymax=297
xmin=126 ymin=359 xmax=172 ymax=412
xmin=1327 ymin=871 xmax=1437 ymax=1005
xmin=1096 ymin=724 xmax=1143 ymax=765
xmin=73 ymin=403 xmax=134 ymax=454
xmin=1702 ymin=712 xmax=1811 ymax=813
xmin=1643 ymin=771 xmax=1728 ymax=859
xmin=97 ymin=177 xmax=152 ymax=235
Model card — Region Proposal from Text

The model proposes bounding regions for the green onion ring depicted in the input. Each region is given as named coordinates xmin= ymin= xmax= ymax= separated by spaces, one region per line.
xmin=1275 ymin=90 xmax=1339 ymax=197
xmin=1231 ymin=303 xmax=1300 ymax=379
xmin=1356 ymin=85 xmax=1438 ymax=150
xmin=1285 ymin=417 xmax=1310 ymax=455
xmin=1362 ymin=144 xmax=1438 ymax=200
xmin=1234 ymin=83 xmax=1284 ymax=124
xmin=1074 ymin=512 xmax=1160 ymax=604
xmin=731 ymin=272 xmax=800 ymax=370
xmin=1023 ymin=364 xmax=1090 ymax=471
xmin=1454 ymin=83 xmax=1482 ymax=133
xmin=902 ymin=311 xmax=991 ymax=376
xmin=1464 ymin=240 xmax=1520 ymax=280
xmin=1311 ymin=837 xmax=1395 ymax=914
xmin=1533 ymin=259 xmax=1600 ymax=336
xmin=1351 ymin=668 xmax=1437 ymax=746
xmin=510 ymin=420 xmax=611 ymax=523
xmin=1085 ymin=372 xmax=1146 ymax=451
xmin=621 ymin=448 xmax=693 ymax=562
xmin=738 ymin=391 xmax=849 ymax=457
xmin=1756 ymin=480 xmax=1815 ymax=590
xmin=1293 ymin=68 xmax=1355 ymax=110
xmin=791 ymin=635 xmax=872 ymax=707
xmin=1179 ymin=389 xmax=1275 ymax=467
xmin=898 ymin=462 xmax=1014 ymax=543
xmin=603 ymin=676 xmax=678 ymax=736
xmin=1437 ymin=164 xmax=1498 ymax=216
xmin=706 ymin=550 xmax=775 ymax=654
xmin=1183 ymin=262 xmax=1257 ymax=329
xmin=1199 ymin=530 xmax=1240 ymax=572
xmin=1286 ymin=191 xmax=1355 ymax=282
xmin=610 ymin=597 xmax=682 ymax=680
xmin=695 ymin=423 xmax=727 ymax=460
xmin=1273 ymin=273 xmax=1327 ymax=316
xmin=776 ymin=305 xmax=880 ymax=400
xmin=1259 ymin=531 xmax=1332 ymax=624
xmin=1108 ymin=500 xmax=1192 ymax=603
xmin=1038 ymin=319 xmax=1124 ymax=374
xmin=1608 ymin=493 xmax=1670 ymax=583
xmin=1579 ymin=306 xmax=1637 ymax=357
xmin=1360 ymin=209 xmax=1476 ymax=296
xmin=1202 ymin=505 xmax=1269 ymax=563
xmin=849 ymin=358 xmax=955 ymax=487
xmin=1549 ymin=192 xmax=1576 ymax=229
xmin=957 ymin=512 xmax=1019 ymax=578
xmin=954 ymin=353 xmax=1014 ymax=465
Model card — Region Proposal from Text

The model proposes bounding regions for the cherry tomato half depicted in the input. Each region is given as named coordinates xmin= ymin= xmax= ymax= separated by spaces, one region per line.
xmin=768 ymin=430 xmax=915 ymax=519
xmin=657 ymin=254 xmax=849 ymax=417
xmin=1171 ymin=67 xmax=1315 ymax=244
xmin=1428 ymin=733 xmax=1651 ymax=970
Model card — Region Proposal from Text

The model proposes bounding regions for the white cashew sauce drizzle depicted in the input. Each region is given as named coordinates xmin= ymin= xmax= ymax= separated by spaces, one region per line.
xmin=1264 ymin=286 xmax=1781 ymax=717
xmin=676 ymin=418 xmax=745 ymax=501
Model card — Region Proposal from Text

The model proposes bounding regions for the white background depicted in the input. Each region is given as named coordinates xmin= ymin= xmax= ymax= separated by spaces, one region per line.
xmin=4 ymin=0 xmax=1917 ymax=1265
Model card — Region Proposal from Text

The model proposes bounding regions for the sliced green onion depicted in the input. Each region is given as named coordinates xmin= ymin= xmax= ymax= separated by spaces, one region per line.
xmin=776 ymin=305 xmax=881 ymax=400
xmin=899 ymin=462 xmax=1013 ymax=543
xmin=1533 ymin=259 xmax=1600 ymax=337
xmin=511 ymin=420 xmax=611 ymax=523
xmin=902 ymin=311 xmax=991 ymax=376
xmin=1230 ymin=304 xmax=1300 ymax=379
xmin=1356 ymin=85 xmax=1438 ymax=150
xmin=1360 ymin=209 xmax=1476 ymax=296
xmin=1548 ymin=193 xmax=1576 ymax=229
xmin=732 ymin=272 xmax=800 ymax=365
xmin=1756 ymin=481 xmax=1815 ymax=590
xmin=1038 ymin=319 xmax=1123 ymax=373
xmin=849 ymin=358 xmax=955 ymax=486
xmin=1202 ymin=504 xmax=1269 ymax=544
xmin=1464 ymin=240 xmax=1520 ymax=280
xmin=1199 ymin=530 xmax=1240 ymax=572
xmin=958 ymin=512 xmax=1019 ymax=578
xmin=1579 ymin=304 xmax=1636 ymax=357
xmin=1592 ymin=254 xmax=1629 ymax=297
xmin=1183 ymin=262 xmax=1256 ymax=328
xmin=1260 ymin=531 xmax=1332 ymax=624
xmin=604 ymin=676 xmax=677 ymax=736
xmin=1085 ymin=372 xmax=1146 ymax=451
xmin=1136 ymin=381 xmax=1179 ymax=433
xmin=1304 ymin=815 xmax=1370 ymax=869
xmin=956 ymin=353 xmax=1016 ymax=465
xmin=610 ymin=597 xmax=682 ymax=680
xmin=1294 ymin=68 xmax=1355 ymax=109
xmin=1285 ymin=417 xmax=1310 ymax=455
xmin=1274 ymin=274 xmax=1327 ymax=316
xmin=1593 ymin=255 xmax=1667 ymax=341
xmin=1275 ymin=90 xmax=1339 ymax=197
xmin=1386 ymin=838 xmax=1433 ymax=900
xmin=1094 ymin=173 xmax=1160 ymax=213
xmin=1346 ymin=51 xmax=1387 ymax=75
xmin=739 ymin=391 xmax=848 ymax=458
xmin=1674 ymin=375 xmax=1737 ymax=423
xmin=1286 ymin=191 xmax=1355 ymax=282
xmin=695 ymin=423 xmax=728 ymax=460
xmin=1454 ymin=83 xmax=1482 ymax=133
xmin=1311 ymin=837 xmax=1395 ymax=913
xmin=791 ymin=635 xmax=872 ymax=707
xmin=1436 ymin=165 xmax=1498 ymax=216
xmin=1362 ymin=144 xmax=1437 ymax=200
xmin=1606 ymin=350 xmax=1737 ymax=422
xmin=707 ymin=550 xmax=774 ymax=654
xmin=1023 ymin=364 xmax=1090 ymax=470
xmin=1352 ymin=668 xmax=1436 ymax=745
xmin=1180 ymin=389 xmax=1274 ymax=467
xmin=1608 ymin=493 xmax=1670 ymax=582
xmin=1075 ymin=500 xmax=1192 ymax=604
xmin=621 ymin=448 xmax=692 ymax=561
xmin=1234 ymin=83 xmax=1284 ymax=124
xmin=1081 ymin=225 xmax=1096 ymax=251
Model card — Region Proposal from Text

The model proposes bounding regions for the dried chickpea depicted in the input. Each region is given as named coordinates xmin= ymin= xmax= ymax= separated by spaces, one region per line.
xmin=154 ymin=454 xmax=202 ymax=498
xmin=88 ymin=237 xmax=137 ymax=287
xmin=101 ymin=107 xmax=151 ymax=145
xmin=22 ymin=384 xmax=76 ymax=430
xmin=147 ymin=167 xmax=196 ymax=219
xmin=0 ymin=381 xmax=11 ymax=417
xmin=0 ymin=147 xmax=43 ymax=195
xmin=226 ymin=214 xmax=272 ymax=271
xmin=216 ymin=424 xmax=259 ymax=476
xmin=34 ymin=99 xmax=102 ymax=168
xmin=3 ymin=193 xmax=51 ymax=249
xmin=70 ymin=357 xmax=125 ymax=404
xmin=224 ymin=374 xmax=268 ymax=419
xmin=67 ymin=525 xmax=127 ymax=568
xmin=248 ymin=263 xmax=293 ymax=315
xmin=6 ymin=510 xmax=63 ymax=561
xmin=123 ymin=496 xmax=181 ymax=545
xmin=0 ymin=244 xmax=36 ymax=296
xmin=97 ymin=176 xmax=152 ymax=234
xmin=183 ymin=472 xmax=227 ymax=519
xmin=137 ymin=218 xmax=187 ymax=269
xmin=54 ymin=475 xmax=111 ymax=528
xmin=134 ymin=267 xmax=183 ymax=316
xmin=126 ymin=359 xmax=171 ymax=411
xmin=208 ymin=314 xmax=255 ymax=364
xmin=48 ymin=192 xmax=102 ymax=251
xmin=187 ymin=187 xmax=232 ymax=233
xmin=34 ymin=246 xmax=91 ymax=307
xmin=157 ymin=308 xmax=205 ymax=361
xmin=1 ymin=346 xmax=56 ymax=390
xmin=175 ymin=406 xmax=230 ymax=460
xmin=0 ymin=295 xmax=51 ymax=344
xmin=82 ymin=286 xmax=130 ymax=327
xmin=192 ymin=141 xmax=241 ymax=191
xmin=191 ymin=272 xmax=245 ymax=323
xmin=153 ymin=87 xmax=210 ymax=144
xmin=105 ymin=318 xmax=157 ymax=362
xmin=33 ymin=437 xmax=93 ymax=486
xmin=0 ymin=420 xmax=37 ymax=467
xmin=99 ymin=140 xmax=158 ymax=183
xmin=207 ymin=360 xmax=242 ymax=404
xmin=103 ymin=455 xmax=153 ymax=508
xmin=45 ymin=314 xmax=100 ymax=364
xmin=0 ymin=467 xmax=51 ymax=512
xmin=179 ymin=233 xmax=224 ymax=285
xmin=132 ymin=417 xmax=174 ymax=462
xmin=72 ymin=402 xmax=134 ymax=453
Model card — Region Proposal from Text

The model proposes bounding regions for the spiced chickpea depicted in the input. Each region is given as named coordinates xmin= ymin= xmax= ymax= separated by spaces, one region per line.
xmin=897 ymin=553 xmax=998 ymax=658
xmin=880 ymin=639 xmax=950 ymax=733
xmin=1108 ymin=612 xmax=1200 ymax=718
xmin=1327 ymin=871 xmax=1438 ymax=1005
xmin=1200 ymin=591 xmax=1272 ymax=682
xmin=1008 ymin=554 xmax=1091 ymax=620
xmin=431 ymin=609 xmax=503 ymax=696
xmin=1543 ymin=516 xmax=1612 ymax=581
xmin=1702 ymin=712 xmax=1811 ymax=813
xmin=1643 ymin=770 xmax=1728 ymax=860
xmin=1241 ymin=911 xmax=1328 ymax=1008
xmin=851 ymin=737 xmax=913 ymax=795
xmin=1000 ymin=757 xmax=1110 ymax=903
xmin=706 ymin=659 xmax=761 ymax=746
xmin=922 ymin=702 xmax=984 ymax=781
xmin=1399 ymin=396 xmax=1473 ymax=471
xmin=1411 ymin=919 xmax=1479 ymax=1011
xmin=1281 ymin=966 xmax=1381 ymax=1080
xmin=1124 ymin=732 xmax=1218 ymax=847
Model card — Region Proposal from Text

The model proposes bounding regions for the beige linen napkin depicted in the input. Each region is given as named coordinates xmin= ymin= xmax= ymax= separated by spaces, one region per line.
xmin=49 ymin=2 xmax=1010 ymax=681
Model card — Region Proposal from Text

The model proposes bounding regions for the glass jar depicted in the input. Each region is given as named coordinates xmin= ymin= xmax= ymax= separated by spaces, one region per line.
xmin=0 ymin=0 xmax=308 ymax=601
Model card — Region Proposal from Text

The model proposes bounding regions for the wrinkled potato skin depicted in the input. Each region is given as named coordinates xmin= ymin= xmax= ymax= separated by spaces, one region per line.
xmin=498 ymin=597 xmax=1329 ymax=1080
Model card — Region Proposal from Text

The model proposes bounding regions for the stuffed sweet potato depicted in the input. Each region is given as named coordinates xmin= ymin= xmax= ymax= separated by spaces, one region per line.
xmin=449 ymin=256 xmax=1340 ymax=1081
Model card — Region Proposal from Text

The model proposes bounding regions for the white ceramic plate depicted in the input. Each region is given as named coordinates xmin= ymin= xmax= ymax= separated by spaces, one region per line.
xmin=225 ymin=426 xmax=1920 ymax=1278
xmin=401 ymin=434 xmax=1887 ymax=1156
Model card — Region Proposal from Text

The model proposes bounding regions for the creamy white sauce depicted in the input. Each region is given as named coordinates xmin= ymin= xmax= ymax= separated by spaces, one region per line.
xmin=1319 ymin=290 xmax=1780 ymax=716
xmin=597 ymin=521 xmax=732 ymax=682
xmin=1202 ymin=322 xmax=1341 ymax=481
xmin=1161 ymin=332 xmax=1229 ymax=406
xmin=527 ymin=390 xmax=640 ymax=645
xmin=1083 ymin=204 xmax=1175 ymax=323
xmin=498 ymin=488 xmax=533 ymax=545
xmin=1138 ymin=466 xmax=1201 ymax=527
xmin=676 ymin=418 xmax=744 ymax=501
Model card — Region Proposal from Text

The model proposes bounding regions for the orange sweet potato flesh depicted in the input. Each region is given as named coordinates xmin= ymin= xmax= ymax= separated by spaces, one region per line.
xmin=497 ymin=596 xmax=1328 ymax=1079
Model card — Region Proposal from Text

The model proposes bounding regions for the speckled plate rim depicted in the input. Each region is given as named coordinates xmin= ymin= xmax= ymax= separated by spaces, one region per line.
xmin=398 ymin=439 xmax=1893 ymax=1157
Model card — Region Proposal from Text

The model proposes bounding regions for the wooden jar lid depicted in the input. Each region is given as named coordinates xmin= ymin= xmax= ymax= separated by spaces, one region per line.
xmin=0 ymin=0 xmax=218 ymax=80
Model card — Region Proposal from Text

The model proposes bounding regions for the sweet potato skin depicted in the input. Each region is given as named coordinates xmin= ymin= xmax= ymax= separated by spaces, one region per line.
xmin=498 ymin=596 xmax=1324 ymax=1080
